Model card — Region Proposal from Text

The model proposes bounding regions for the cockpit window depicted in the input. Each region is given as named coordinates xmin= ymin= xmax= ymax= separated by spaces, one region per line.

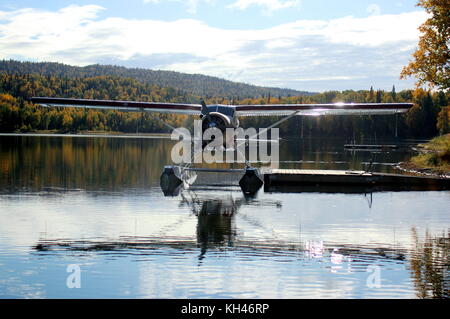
xmin=208 ymin=105 xmax=235 ymax=117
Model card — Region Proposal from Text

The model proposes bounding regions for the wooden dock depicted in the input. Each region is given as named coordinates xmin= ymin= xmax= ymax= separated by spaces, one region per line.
xmin=263 ymin=169 xmax=450 ymax=192
xmin=161 ymin=166 xmax=450 ymax=195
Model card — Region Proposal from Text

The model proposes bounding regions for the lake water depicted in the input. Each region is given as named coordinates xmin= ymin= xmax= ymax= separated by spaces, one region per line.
xmin=0 ymin=134 xmax=449 ymax=299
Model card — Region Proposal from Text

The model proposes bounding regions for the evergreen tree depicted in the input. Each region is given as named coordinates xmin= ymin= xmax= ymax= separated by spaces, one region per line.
xmin=391 ymin=85 xmax=397 ymax=102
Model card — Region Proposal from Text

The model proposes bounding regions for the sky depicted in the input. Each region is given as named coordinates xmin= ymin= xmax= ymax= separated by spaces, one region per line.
xmin=0 ymin=0 xmax=427 ymax=92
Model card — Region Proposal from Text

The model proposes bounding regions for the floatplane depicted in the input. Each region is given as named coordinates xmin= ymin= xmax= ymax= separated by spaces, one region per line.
xmin=31 ymin=96 xmax=413 ymax=195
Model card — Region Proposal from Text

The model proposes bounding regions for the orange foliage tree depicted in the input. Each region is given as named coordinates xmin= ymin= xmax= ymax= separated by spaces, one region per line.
xmin=400 ymin=0 xmax=450 ymax=91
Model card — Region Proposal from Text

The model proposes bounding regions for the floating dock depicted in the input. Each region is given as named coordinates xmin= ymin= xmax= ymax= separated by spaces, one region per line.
xmin=161 ymin=166 xmax=450 ymax=196
xmin=263 ymin=169 xmax=450 ymax=192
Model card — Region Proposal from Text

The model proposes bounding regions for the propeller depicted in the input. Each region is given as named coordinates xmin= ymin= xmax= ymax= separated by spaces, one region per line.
xmin=200 ymin=98 xmax=209 ymax=118
xmin=199 ymin=98 xmax=227 ymax=147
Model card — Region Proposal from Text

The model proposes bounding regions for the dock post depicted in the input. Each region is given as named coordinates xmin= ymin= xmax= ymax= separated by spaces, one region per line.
xmin=395 ymin=113 xmax=398 ymax=138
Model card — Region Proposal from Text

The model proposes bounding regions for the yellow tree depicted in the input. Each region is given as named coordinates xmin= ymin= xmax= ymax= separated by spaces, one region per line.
xmin=400 ymin=0 xmax=450 ymax=91
xmin=61 ymin=113 xmax=73 ymax=132
xmin=437 ymin=106 xmax=450 ymax=133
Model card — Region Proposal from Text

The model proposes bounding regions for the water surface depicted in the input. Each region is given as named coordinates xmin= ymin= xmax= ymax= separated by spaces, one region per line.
xmin=0 ymin=134 xmax=448 ymax=298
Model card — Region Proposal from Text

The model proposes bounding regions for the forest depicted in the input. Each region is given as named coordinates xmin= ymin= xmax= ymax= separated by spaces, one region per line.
xmin=0 ymin=60 xmax=308 ymax=99
xmin=0 ymin=60 xmax=449 ymax=140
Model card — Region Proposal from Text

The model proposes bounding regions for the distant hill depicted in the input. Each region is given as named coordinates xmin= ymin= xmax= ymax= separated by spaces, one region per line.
xmin=0 ymin=60 xmax=313 ymax=99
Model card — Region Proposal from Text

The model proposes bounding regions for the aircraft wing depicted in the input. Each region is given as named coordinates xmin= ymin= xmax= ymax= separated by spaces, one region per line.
xmin=234 ymin=103 xmax=413 ymax=117
xmin=30 ymin=97 xmax=202 ymax=115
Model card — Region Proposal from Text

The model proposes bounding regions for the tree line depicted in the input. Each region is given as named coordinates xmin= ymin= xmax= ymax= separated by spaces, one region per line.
xmin=0 ymin=72 xmax=449 ymax=139
xmin=238 ymin=87 xmax=449 ymax=139
xmin=0 ymin=60 xmax=308 ymax=99
xmin=0 ymin=74 xmax=193 ymax=133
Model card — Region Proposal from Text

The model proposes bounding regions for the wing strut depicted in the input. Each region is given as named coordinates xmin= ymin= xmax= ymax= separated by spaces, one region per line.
xmin=145 ymin=111 xmax=177 ymax=131
xmin=237 ymin=111 xmax=301 ymax=150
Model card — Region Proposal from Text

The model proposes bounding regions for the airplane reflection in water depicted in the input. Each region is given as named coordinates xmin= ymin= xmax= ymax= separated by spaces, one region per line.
xmin=34 ymin=189 xmax=282 ymax=261
xmin=33 ymin=223 xmax=450 ymax=297
xmin=180 ymin=190 xmax=244 ymax=259
xmin=34 ymin=188 xmax=405 ymax=267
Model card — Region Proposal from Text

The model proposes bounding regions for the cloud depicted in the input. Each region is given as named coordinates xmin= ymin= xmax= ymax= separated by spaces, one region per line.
xmin=143 ymin=0 xmax=214 ymax=14
xmin=144 ymin=0 xmax=299 ymax=15
xmin=145 ymin=0 xmax=301 ymax=14
xmin=228 ymin=0 xmax=299 ymax=10
xmin=227 ymin=0 xmax=301 ymax=13
xmin=367 ymin=4 xmax=381 ymax=16
xmin=0 ymin=5 xmax=427 ymax=91
xmin=97 ymin=53 xmax=210 ymax=70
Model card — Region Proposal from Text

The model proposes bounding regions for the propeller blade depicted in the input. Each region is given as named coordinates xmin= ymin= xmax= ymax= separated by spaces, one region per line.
xmin=200 ymin=98 xmax=209 ymax=116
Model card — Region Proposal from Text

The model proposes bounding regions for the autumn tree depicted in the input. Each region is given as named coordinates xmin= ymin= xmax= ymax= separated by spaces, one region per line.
xmin=437 ymin=106 xmax=450 ymax=133
xmin=400 ymin=0 xmax=450 ymax=91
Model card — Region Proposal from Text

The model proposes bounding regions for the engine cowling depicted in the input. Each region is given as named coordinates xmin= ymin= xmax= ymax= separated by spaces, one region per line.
xmin=201 ymin=112 xmax=233 ymax=148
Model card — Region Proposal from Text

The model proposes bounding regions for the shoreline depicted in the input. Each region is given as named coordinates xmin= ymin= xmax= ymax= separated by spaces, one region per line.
xmin=396 ymin=162 xmax=450 ymax=179
xmin=0 ymin=131 xmax=172 ymax=139
xmin=397 ymin=134 xmax=450 ymax=179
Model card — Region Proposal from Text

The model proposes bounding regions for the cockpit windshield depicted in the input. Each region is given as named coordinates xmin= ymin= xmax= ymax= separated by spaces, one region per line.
xmin=207 ymin=105 xmax=235 ymax=117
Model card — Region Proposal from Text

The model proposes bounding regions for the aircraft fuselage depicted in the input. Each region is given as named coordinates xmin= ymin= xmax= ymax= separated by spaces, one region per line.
xmin=200 ymin=105 xmax=239 ymax=147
